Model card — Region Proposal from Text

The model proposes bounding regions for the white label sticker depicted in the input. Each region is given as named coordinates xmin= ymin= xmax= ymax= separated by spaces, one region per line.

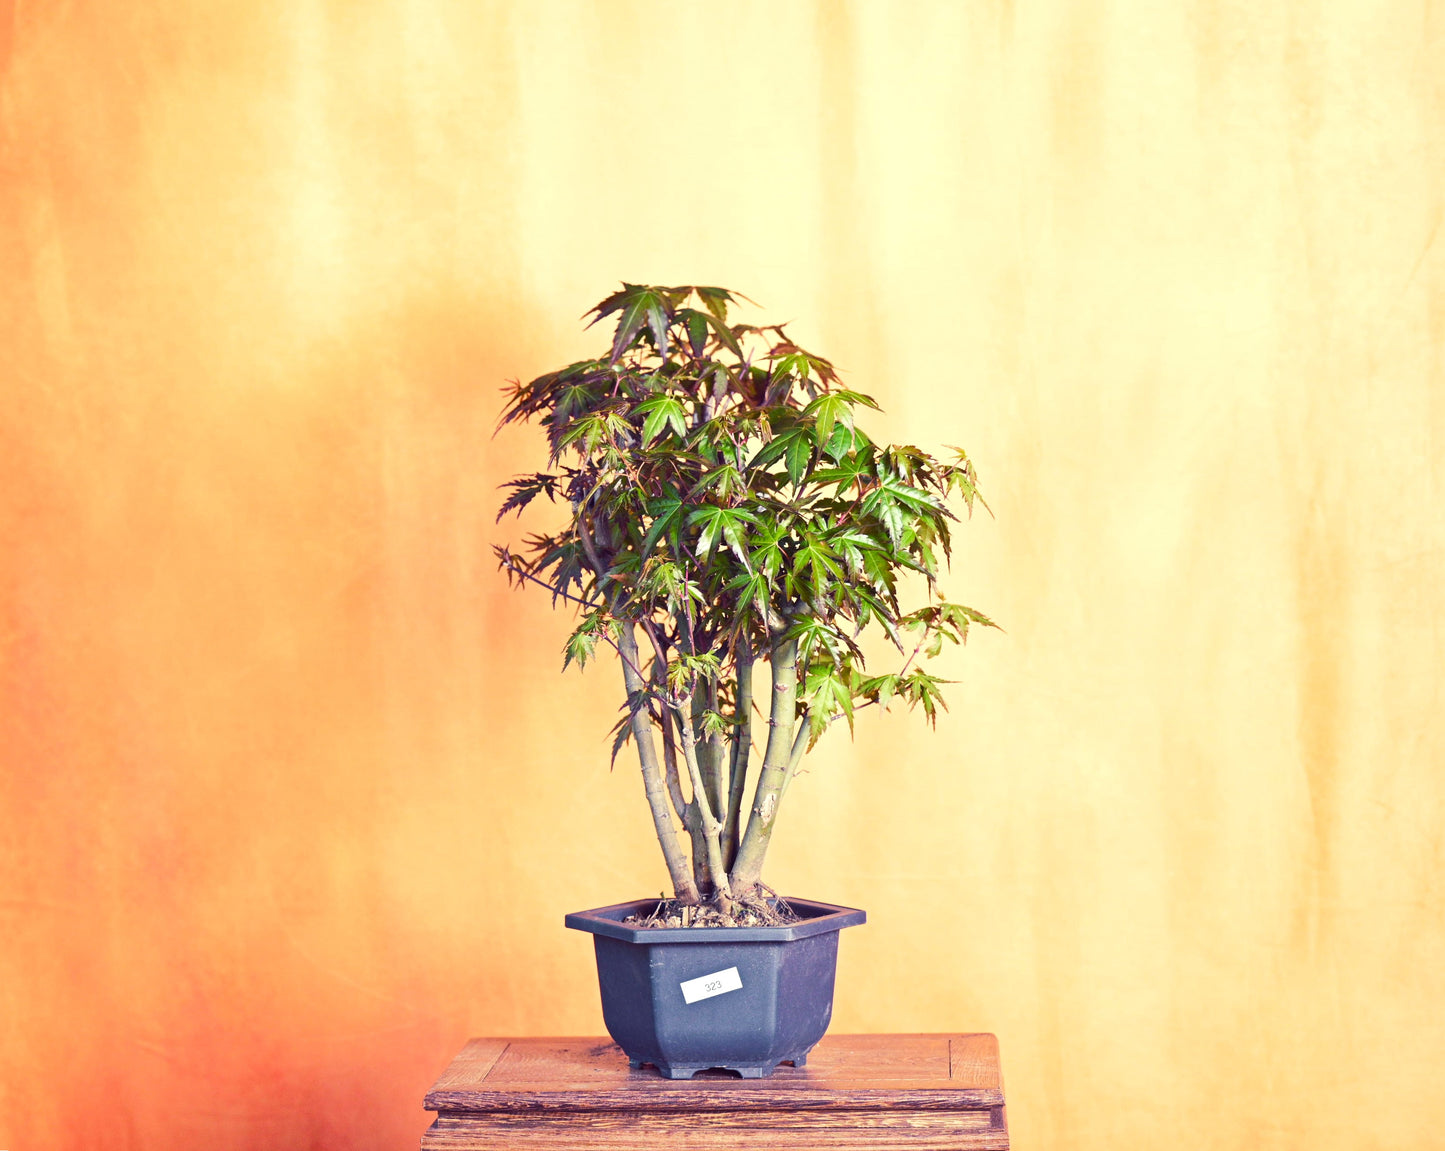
xmin=680 ymin=966 xmax=743 ymax=1004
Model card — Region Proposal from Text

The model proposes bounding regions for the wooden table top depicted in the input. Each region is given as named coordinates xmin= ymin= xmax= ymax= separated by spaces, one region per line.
xmin=425 ymin=1033 xmax=1005 ymax=1113
xmin=422 ymin=1035 xmax=1009 ymax=1148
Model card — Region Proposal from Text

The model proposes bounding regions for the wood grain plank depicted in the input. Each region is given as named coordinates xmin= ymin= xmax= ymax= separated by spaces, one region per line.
xmin=431 ymin=1108 xmax=993 ymax=1137
xmin=480 ymin=1034 xmax=952 ymax=1086
xmin=426 ymin=1085 xmax=1005 ymax=1112
xmin=422 ymin=1113 xmax=1010 ymax=1151
xmin=483 ymin=1038 xmax=636 ymax=1084
xmin=433 ymin=1034 xmax=969 ymax=1102
xmin=425 ymin=1039 xmax=510 ymax=1094
xmin=797 ymin=1034 xmax=950 ymax=1080
xmin=947 ymin=1034 xmax=1001 ymax=1091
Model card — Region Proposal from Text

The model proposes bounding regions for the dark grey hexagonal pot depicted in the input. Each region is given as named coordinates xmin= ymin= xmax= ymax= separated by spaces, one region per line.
xmin=564 ymin=897 xmax=865 ymax=1079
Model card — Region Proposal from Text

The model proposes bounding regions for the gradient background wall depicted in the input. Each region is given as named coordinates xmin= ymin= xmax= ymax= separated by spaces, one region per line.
xmin=3 ymin=2 xmax=1442 ymax=1148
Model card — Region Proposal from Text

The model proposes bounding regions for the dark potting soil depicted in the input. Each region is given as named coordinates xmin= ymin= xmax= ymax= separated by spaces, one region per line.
xmin=621 ymin=889 xmax=801 ymax=930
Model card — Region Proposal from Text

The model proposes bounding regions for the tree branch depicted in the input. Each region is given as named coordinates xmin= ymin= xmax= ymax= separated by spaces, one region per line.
xmin=496 ymin=555 xmax=595 ymax=610
xmin=497 ymin=556 xmax=660 ymax=689
xmin=674 ymin=700 xmax=731 ymax=900
xmin=694 ymin=681 xmax=725 ymax=820
xmin=778 ymin=707 xmax=812 ymax=803
xmin=618 ymin=623 xmax=700 ymax=903
xmin=728 ymin=634 xmax=799 ymax=898
xmin=723 ymin=639 xmax=754 ymax=869
xmin=657 ymin=693 xmax=689 ymax=824
xmin=659 ymin=701 xmax=710 ymax=894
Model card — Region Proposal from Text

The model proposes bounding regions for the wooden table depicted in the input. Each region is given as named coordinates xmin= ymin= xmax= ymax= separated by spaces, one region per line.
xmin=422 ymin=1033 xmax=1008 ymax=1149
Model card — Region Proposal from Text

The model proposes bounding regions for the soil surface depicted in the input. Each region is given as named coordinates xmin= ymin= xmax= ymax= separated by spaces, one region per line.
xmin=622 ymin=888 xmax=801 ymax=929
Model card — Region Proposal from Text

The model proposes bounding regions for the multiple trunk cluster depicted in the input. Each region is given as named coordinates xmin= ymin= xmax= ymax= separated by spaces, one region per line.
xmin=616 ymin=624 xmax=801 ymax=908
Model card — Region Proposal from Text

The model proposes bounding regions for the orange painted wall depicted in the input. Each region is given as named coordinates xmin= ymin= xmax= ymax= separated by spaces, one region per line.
xmin=3 ymin=3 xmax=1443 ymax=1149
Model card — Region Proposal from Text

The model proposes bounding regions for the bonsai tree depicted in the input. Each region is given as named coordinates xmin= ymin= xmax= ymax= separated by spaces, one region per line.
xmin=495 ymin=284 xmax=995 ymax=922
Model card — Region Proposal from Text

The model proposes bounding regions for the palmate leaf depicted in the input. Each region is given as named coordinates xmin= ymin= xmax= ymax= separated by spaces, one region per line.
xmin=802 ymin=393 xmax=850 ymax=451
xmin=552 ymin=380 xmax=601 ymax=425
xmin=857 ymin=671 xmax=901 ymax=710
xmin=513 ymin=532 xmax=591 ymax=604
xmin=787 ymin=532 xmax=845 ymax=599
xmin=785 ymin=431 xmax=815 ymax=485
xmin=687 ymin=463 xmax=743 ymax=503
xmin=871 ymin=495 xmax=906 ymax=549
xmin=589 ymin=284 xmax=669 ymax=364
xmin=874 ymin=474 xmax=948 ymax=514
xmin=688 ymin=506 xmax=758 ymax=565
xmin=828 ymin=529 xmax=870 ymax=580
xmin=803 ymin=663 xmax=856 ymax=744
xmin=787 ymin=615 xmax=861 ymax=669
xmin=747 ymin=424 xmax=814 ymax=481
xmin=882 ymin=443 xmax=933 ymax=483
xmin=822 ymin=422 xmax=871 ymax=462
xmin=727 ymin=569 xmax=773 ymax=620
xmin=638 ymin=558 xmax=703 ymax=611
xmin=810 ymin=449 xmax=877 ymax=491
xmin=768 ymin=350 xmax=815 ymax=387
xmin=667 ymin=651 xmax=723 ymax=695
xmin=608 ymin=710 xmax=634 ymax=768
xmin=640 ymin=494 xmax=684 ymax=557
xmin=500 ymin=360 xmax=599 ymax=429
xmin=495 ymin=473 xmax=559 ymax=521
xmin=898 ymin=668 xmax=953 ymax=727
xmin=947 ymin=602 xmax=1000 ymax=634
xmin=588 ymin=284 xmax=638 ymax=322
xmin=699 ymin=310 xmax=745 ymax=360
xmin=694 ymin=286 xmax=737 ymax=323
xmin=681 ymin=309 xmax=710 ymax=358
xmin=698 ymin=708 xmax=731 ymax=739
xmin=647 ymin=302 xmax=671 ymax=359
xmin=844 ymin=584 xmax=903 ymax=649
xmin=765 ymin=343 xmax=846 ymax=390
xmin=900 ymin=601 xmax=1002 ymax=648
xmin=941 ymin=446 xmax=992 ymax=517
xmin=554 ymin=412 xmax=605 ymax=453
xmin=563 ymin=623 xmax=598 ymax=670
xmin=936 ymin=601 xmax=1001 ymax=643
xmin=555 ymin=409 xmax=633 ymax=458
xmin=608 ymin=685 xmax=658 ymax=768
xmin=637 ymin=394 xmax=687 ymax=446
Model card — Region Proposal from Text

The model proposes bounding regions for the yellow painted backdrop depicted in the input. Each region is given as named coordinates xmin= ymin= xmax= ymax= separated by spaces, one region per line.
xmin=3 ymin=2 xmax=1442 ymax=1148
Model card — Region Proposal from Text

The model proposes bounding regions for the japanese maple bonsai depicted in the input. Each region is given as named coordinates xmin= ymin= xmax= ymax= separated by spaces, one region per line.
xmin=494 ymin=283 xmax=994 ymax=1075
xmin=496 ymin=283 xmax=993 ymax=908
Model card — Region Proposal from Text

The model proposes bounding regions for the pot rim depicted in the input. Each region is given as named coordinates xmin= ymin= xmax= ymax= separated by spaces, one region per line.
xmin=565 ymin=896 xmax=866 ymax=943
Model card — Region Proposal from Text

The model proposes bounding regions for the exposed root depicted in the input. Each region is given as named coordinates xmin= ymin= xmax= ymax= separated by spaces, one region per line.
xmin=623 ymin=884 xmax=799 ymax=929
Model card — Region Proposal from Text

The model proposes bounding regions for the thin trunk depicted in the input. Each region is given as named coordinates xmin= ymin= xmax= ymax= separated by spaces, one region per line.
xmin=778 ymin=710 xmax=810 ymax=801
xmin=728 ymin=635 xmax=799 ymax=898
xmin=692 ymin=688 xmax=725 ymax=821
xmin=658 ymin=700 xmax=688 ymax=825
xmin=723 ymin=642 xmax=754 ymax=869
xmin=659 ymin=699 xmax=711 ymax=895
xmin=675 ymin=703 xmax=732 ymax=900
xmin=618 ymin=623 xmax=700 ymax=903
xmin=707 ymin=679 xmax=727 ymax=815
xmin=687 ymin=816 xmax=711 ymax=894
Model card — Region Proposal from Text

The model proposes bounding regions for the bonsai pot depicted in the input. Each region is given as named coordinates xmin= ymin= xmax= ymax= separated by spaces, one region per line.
xmin=565 ymin=897 xmax=865 ymax=1079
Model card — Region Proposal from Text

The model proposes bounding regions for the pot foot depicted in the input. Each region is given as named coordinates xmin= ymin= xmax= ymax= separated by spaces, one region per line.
xmin=655 ymin=1062 xmax=783 ymax=1080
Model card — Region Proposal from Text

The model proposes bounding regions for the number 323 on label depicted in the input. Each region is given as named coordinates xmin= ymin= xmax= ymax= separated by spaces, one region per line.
xmin=679 ymin=966 xmax=743 ymax=1004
